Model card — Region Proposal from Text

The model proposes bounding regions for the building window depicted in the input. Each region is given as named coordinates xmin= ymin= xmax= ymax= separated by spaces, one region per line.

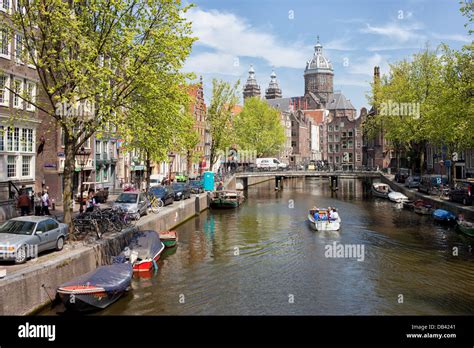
xmin=329 ymin=144 xmax=333 ymax=153
xmin=356 ymin=153 xmax=361 ymax=162
xmin=0 ymin=0 xmax=10 ymax=12
xmin=13 ymin=78 xmax=23 ymax=109
xmin=103 ymin=166 xmax=108 ymax=181
xmin=348 ymin=140 xmax=353 ymax=149
xmin=0 ymin=126 xmax=3 ymax=151
xmin=348 ymin=131 xmax=353 ymax=137
xmin=334 ymin=125 xmax=339 ymax=131
xmin=355 ymin=128 xmax=361 ymax=137
xmin=335 ymin=144 xmax=340 ymax=152
xmin=0 ymin=27 xmax=9 ymax=57
xmin=335 ymin=134 xmax=340 ymax=142
xmin=14 ymin=33 xmax=24 ymax=63
xmin=14 ymin=127 xmax=19 ymax=151
xmin=7 ymin=155 xmax=16 ymax=177
xmin=25 ymin=81 xmax=36 ymax=111
xmin=0 ymin=74 xmax=9 ymax=105
xmin=342 ymin=141 xmax=347 ymax=150
xmin=356 ymin=141 xmax=361 ymax=148
xmin=20 ymin=128 xmax=27 ymax=151
xmin=22 ymin=155 xmax=31 ymax=176
xmin=340 ymin=122 xmax=344 ymax=128
xmin=336 ymin=156 xmax=340 ymax=163
xmin=328 ymin=134 xmax=333 ymax=142
xmin=328 ymin=125 xmax=333 ymax=132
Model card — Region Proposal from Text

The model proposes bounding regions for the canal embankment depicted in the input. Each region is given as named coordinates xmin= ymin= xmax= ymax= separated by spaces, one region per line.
xmin=0 ymin=193 xmax=209 ymax=315
xmin=379 ymin=174 xmax=474 ymax=220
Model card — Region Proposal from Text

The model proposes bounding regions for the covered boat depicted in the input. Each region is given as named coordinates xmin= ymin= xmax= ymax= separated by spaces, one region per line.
xmin=432 ymin=209 xmax=456 ymax=223
xmin=371 ymin=183 xmax=392 ymax=198
xmin=121 ymin=230 xmax=165 ymax=273
xmin=307 ymin=208 xmax=341 ymax=231
xmin=413 ymin=200 xmax=433 ymax=215
xmin=210 ymin=190 xmax=244 ymax=209
xmin=160 ymin=230 xmax=178 ymax=248
xmin=388 ymin=191 xmax=409 ymax=203
xmin=456 ymin=220 xmax=474 ymax=237
xmin=57 ymin=262 xmax=133 ymax=311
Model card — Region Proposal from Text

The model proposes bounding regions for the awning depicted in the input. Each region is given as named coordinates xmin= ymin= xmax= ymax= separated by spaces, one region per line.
xmin=132 ymin=165 xmax=145 ymax=171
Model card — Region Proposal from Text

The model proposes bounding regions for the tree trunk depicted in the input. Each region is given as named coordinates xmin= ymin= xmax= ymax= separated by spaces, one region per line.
xmin=186 ymin=150 xmax=193 ymax=177
xmin=63 ymin=138 xmax=76 ymax=236
xmin=145 ymin=150 xmax=151 ymax=191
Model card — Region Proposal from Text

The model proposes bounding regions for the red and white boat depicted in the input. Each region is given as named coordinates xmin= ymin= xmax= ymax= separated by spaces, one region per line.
xmin=121 ymin=230 xmax=165 ymax=273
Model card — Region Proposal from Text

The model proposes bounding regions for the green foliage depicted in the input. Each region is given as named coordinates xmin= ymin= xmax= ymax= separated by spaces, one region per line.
xmin=207 ymin=79 xmax=240 ymax=166
xmin=234 ymin=97 xmax=285 ymax=157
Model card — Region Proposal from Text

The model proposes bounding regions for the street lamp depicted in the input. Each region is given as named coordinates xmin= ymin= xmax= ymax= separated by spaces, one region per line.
xmin=77 ymin=146 xmax=89 ymax=213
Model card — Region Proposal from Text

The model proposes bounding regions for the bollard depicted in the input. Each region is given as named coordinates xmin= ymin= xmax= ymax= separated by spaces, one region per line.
xmin=51 ymin=198 xmax=56 ymax=211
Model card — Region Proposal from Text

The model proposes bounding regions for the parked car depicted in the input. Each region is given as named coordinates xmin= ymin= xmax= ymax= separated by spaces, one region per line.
xmin=189 ymin=180 xmax=204 ymax=194
xmin=172 ymin=182 xmax=191 ymax=200
xmin=405 ymin=175 xmax=421 ymax=188
xmin=148 ymin=186 xmax=175 ymax=206
xmin=113 ymin=192 xmax=149 ymax=219
xmin=418 ymin=175 xmax=448 ymax=195
xmin=150 ymin=174 xmax=165 ymax=188
xmin=395 ymin=168 xmax=411 ymax=183
xmin=0 ymin=216 xmax=68 ymax=264
xmin=449 ymin=179 xmax=474 ymax=205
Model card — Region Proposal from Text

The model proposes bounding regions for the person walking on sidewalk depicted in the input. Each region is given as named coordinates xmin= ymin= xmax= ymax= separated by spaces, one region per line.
xmin=34 ymin=193 xmax=43 ymax=216
xmin=41 ymin=189 xmax=50 ymax=215
xmin=17 ymin=190 xmax=31 ymax=216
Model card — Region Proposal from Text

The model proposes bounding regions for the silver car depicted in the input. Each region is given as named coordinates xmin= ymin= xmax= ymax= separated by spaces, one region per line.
xmin=112 ymin=192 xmax=149 ymax=220
xmin=0 ymin=216 xmax=68 ymax=264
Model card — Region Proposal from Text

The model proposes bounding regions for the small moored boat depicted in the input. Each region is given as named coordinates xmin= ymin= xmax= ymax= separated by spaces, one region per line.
xmin=121 ymin=230 xmax=165 ymax=273
xmin=413 ymin=200 xmax=433 ymax=215
xmin=432 ymin=209 xmax=456 ymax=223
xmin=371 ymin=183 xmax=392 ymax=198
xmin=307 ymin=208 xmax=341 ymax=231
xmin=388 ymin=191 xmax=409 ymax=203
xmin=456 ymin=220 xmax=474 ymax=237
xmin=57 ymin=262 xmax=133 ymax=311
xmin=160 ymin=230 xmax=178 ymax=248
xmin=210 ymin=190 xmax=244 ymax=209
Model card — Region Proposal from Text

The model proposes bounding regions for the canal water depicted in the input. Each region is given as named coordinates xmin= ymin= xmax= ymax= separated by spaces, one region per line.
xmin=43 ymin=178 xmax=474 ymax=315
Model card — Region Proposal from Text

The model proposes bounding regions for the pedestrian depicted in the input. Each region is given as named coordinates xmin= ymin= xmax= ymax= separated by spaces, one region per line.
xmin=86 ymin=189 xmax=97 ymax=212
xmin=217 ymin=181 xmax=224 ymax=191
xmin=331 ymin=208 xmax=339 ymax=221
xmin=41 ymin=189 xmax=50 ymax=215
xmin=34 ymin=193 xmax=42 ymax=216
xmin=17 ymin=189 xmax=31 ymax=216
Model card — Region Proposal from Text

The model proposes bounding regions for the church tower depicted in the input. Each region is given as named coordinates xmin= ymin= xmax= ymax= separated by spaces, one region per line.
xmin=243 ymin=65 xmax=261 ymax=100
xmin=265 ymin=69 xmax=282 ymax=99
xmin=304 ymin=37 xmax=334 ymax=106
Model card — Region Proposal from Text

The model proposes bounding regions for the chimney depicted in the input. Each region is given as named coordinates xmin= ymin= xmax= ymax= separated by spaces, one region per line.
xmin=374 ymin=66 xmax=380 ymax=79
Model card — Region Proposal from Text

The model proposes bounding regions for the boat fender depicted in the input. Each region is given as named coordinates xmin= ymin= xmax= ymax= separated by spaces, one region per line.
xmin=152 ymin=259 xmax=159 ymax=270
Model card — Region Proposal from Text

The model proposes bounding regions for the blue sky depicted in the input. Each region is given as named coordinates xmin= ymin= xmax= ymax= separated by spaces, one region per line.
xmin=183 ymin=0 xmax=471 ymax=112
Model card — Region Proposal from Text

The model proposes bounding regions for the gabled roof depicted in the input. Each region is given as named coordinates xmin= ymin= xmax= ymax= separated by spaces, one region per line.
xmin=326 ymin=92 xmax=355 ymax=111
xmin=266 ymin=97 xmax=293 ymax=112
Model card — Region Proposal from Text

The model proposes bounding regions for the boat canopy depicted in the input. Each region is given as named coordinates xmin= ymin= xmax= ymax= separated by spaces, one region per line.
xmin=126 ymin=230 xmax=163 ymax=261
xmin=59 ymin=263 xmax=133 ymax=293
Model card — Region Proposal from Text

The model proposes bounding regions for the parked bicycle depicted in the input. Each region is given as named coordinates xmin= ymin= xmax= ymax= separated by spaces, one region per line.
xmin=146 ymin=192 xmax=163 ymax=214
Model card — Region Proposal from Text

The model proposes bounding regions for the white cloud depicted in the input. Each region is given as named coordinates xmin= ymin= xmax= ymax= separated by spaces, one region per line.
xmin=361 ymin=22 xmax=425 ymax=43
xmin=431 ymin=33 xmax=471 ymax=43
xmin=186 ymin=8 xmax=309 ymax=70
xmin=184 ymin=52 xmax=243 ymax=76
xmin=325 ymin=37 xmax=357 ymax=51
xmin=345 ymin=53 xmax=391 ymax=76
xmin=334 ymin=78 xmax=370 ymax=87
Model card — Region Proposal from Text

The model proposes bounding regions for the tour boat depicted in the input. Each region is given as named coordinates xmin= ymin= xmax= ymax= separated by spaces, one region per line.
xmin=57 ymin=262 xmax=133 ymax=311
xmin=432 ymin=209 xmax=456 ymax=223
xmin=388 ymin=191 xmax=409 ymax=203
xmin=121 ymin=230 xmax=165 ymax=273
xmin=413 ymin=200 xmax=433 ymax=215
xmin=456 ymin=220 xmax=474 ymax=237
xmin=307 ymin=208 xmax=341 ymax=231
xmin=371 ymin=183 xmax=392 ymax=198
xmin=210 ymin=190 xmax=245 ymax=209
xmin=160 ymin=230 xmax=178 ymax=248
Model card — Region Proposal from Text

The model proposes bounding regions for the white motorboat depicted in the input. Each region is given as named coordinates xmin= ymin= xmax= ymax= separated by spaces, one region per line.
xmin=371 ymin=183 xmax=392 ymax=198
xmin=388 ymin=191 xmax=409 ymax=203
xmin=307 ymin=208 xmax=341 ymax=231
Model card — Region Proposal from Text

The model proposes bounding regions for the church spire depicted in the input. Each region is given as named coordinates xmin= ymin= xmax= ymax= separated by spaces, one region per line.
xmin=265 ymin=68 xmax=282 ymax=99
xmin=243 ymin=64 xmax=261 ymax=100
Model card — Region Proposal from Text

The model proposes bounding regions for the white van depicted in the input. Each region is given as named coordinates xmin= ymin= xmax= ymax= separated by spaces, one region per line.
xmin=150 ymin=174 xmax=165 ymax=187
xmin=256 ymin=158 xmax=288 ymax=170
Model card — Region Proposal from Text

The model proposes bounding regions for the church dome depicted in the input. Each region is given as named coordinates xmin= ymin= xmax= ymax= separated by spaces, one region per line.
xmin=304 ymin=37 xmax=333 ymax=75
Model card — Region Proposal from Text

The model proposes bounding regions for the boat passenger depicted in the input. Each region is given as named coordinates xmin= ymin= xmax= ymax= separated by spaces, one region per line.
xmin=331 ymin=208 xmax=339 ymax=221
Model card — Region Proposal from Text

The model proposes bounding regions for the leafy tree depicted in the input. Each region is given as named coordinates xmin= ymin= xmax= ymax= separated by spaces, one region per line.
xmin=7 ymin=0 xmax=194 ymax=231
xmin=234 ymin=97 xmax=285 ymax=157
xmin=207 ymin=79 xmax=239 ymax=168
